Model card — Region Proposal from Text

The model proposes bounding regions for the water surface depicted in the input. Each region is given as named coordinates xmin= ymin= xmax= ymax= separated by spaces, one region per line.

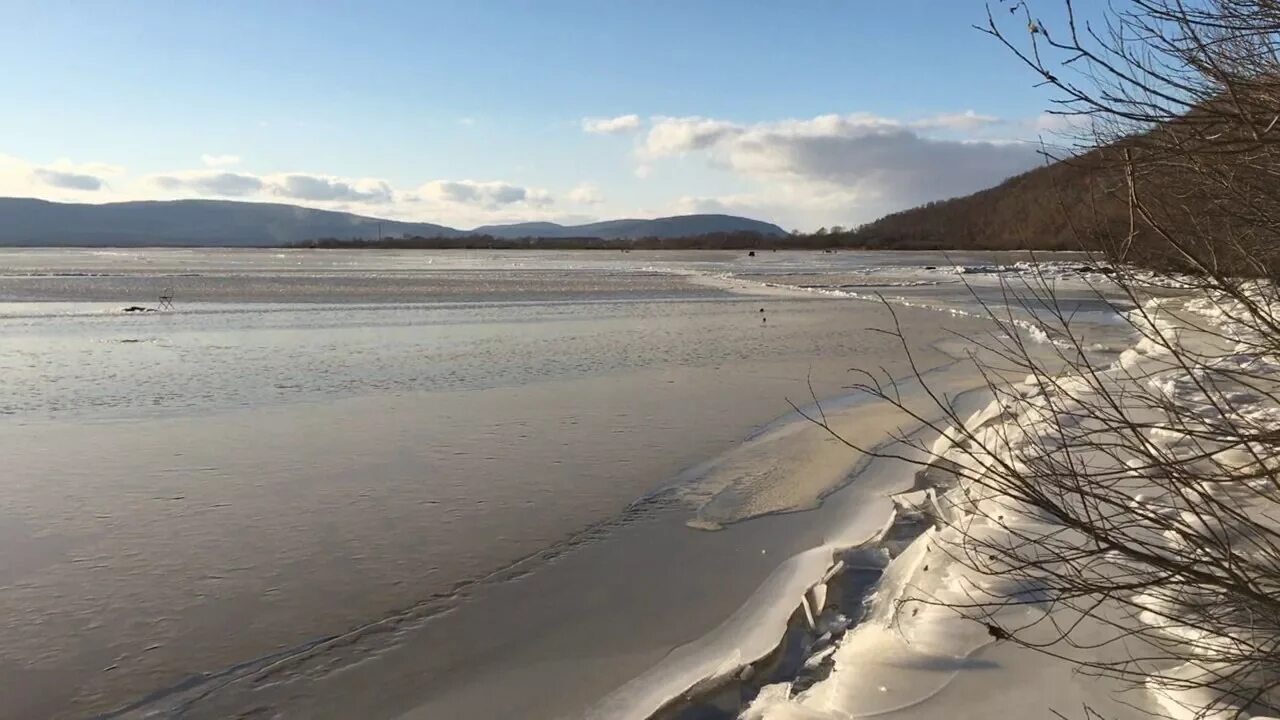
xmin=0 ymin=249 xmax=1117 ymax=718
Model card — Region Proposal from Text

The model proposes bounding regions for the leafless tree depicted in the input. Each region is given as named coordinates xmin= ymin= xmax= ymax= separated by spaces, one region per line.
xmin=803 ymin=2 xmax=1280 ymax=718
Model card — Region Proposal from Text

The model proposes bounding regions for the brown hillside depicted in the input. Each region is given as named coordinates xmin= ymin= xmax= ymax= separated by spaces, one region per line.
xmin=846 ymin=101 xmax=1280 ymax=277
xmin=847 ymin=150 xmax=1130 ymax=252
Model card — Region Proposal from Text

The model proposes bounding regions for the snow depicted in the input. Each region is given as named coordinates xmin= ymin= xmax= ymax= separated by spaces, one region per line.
xmin=743 ymin=288 xmax=1280 ymax=719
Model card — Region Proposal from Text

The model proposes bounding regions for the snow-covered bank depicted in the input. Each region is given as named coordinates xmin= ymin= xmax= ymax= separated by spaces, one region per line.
xmin=741 ymin=289 xmax=1280 ymax=720
xmin=586 ymin=392 xmax=989 ymax=720
xmin=580 ymin=265 xmax=1139 ymax=720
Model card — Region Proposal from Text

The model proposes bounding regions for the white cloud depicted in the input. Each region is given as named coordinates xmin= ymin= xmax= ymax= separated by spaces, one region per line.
xmin=269 ymin=173 xmax=393 ymax=203
xmin=910 ymin=110 xmax=1002 ymax=132
xmin=201 ymin=154 xmax=241 ymax=167
xmin=639 ymin=111 xmax=1042 ymax=229
xmin=1029 ymin=112 xmax=1089 ymax=141
xmin=582 ymin=114 xmax=642 ymax=135
xmin=32 ymin=168 xmax=104 ymax=191
xmin=567 ymin=183 xmax=604 ymax=205
xmin=418 ymin=179 xmax=551 ymax=208
xmin=151 ymin=171 xmax=393 ymax=203
xmin=18 ymin=159 xmax=123 ymax=194
xmin=153 ymin=171 xmax=263 ymax=196
xmin=643 ymin=116 xmax=743 ymax=157
xmin=634 ymin=164 xmax=653 ymax=179
xmin=725 ymin=121 xmax=1037 ymax=193
xmin=51 ymin=159 xmax=124 ymax=177
xmin=525 ymin=188 xmax=554 ymax=208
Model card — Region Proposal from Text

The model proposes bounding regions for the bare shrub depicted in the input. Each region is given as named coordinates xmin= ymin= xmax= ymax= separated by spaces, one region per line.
xmin=805 ymin=3 xmax=1280 ymax=717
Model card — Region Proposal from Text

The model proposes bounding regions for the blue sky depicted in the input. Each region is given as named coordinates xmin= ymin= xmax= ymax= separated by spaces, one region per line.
xmin=0 ymin=1 xmax=1077 ymax=230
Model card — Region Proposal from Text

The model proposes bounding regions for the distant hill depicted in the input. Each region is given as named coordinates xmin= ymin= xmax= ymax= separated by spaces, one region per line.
xmin=0 ymin=198 xmax=785 ymax=247
xmin=475 ymin=214 xmax=786 ymax=239
xmin=0 ymin=198 xmax=461 ymax=247
xmin=471 ymin=221 xmax=571 ymax=238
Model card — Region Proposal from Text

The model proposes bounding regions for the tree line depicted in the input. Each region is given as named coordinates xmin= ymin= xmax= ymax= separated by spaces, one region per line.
xmin=296 ymin=231 xmax=860 ymax=251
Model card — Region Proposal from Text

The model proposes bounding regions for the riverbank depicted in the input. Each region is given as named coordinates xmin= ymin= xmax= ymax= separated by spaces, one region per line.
xmin=737 ymin=289 xmax=1280 ymax=719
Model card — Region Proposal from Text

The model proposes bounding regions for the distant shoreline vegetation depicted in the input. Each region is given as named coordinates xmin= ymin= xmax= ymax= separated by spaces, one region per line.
xmin=292 ymin=228 xmax=981 ymax=251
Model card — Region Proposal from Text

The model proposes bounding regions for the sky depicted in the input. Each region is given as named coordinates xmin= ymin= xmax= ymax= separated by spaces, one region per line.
xmin=0 ymin=0 xmax=1080 ymax=231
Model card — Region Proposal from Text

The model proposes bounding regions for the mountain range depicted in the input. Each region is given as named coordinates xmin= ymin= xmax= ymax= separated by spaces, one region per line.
xmin=0 ymin=198 xmax=785 ymax=247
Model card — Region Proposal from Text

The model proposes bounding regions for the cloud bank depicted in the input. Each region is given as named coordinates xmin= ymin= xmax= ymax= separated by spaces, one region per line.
xmin=149 ymin=171 xmax=394 ymax=203
xmin=153 ymin=171 xmax=263 ymax=196
xmin=271 ymin=174 xmax=393 ymax=203
xmin=17 ymin=159 xmax=123 ymax=194
xmin=418 ymin=180 xmax=551 ymax=208
xmin=32 ymin=168 xmax=104 ymax=191
xmin=633 ymin=111 xmax=1044 ymax=228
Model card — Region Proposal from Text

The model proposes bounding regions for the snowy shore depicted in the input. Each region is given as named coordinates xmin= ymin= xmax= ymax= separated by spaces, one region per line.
xmin=735 ymin=288 xmax=1280 ymax=719
xmin=596 ymin=266 xmax=1279 ymax=720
